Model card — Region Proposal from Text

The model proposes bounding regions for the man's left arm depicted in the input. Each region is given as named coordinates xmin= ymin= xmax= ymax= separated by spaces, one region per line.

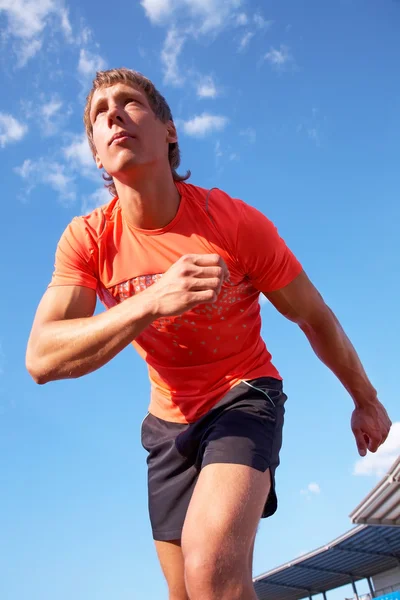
xmin=265 ymin=270 xmax=392 ymax=456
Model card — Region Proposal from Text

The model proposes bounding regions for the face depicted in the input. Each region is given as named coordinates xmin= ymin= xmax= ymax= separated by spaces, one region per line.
xmin=90 ymin=82 xmax=177 ymax=178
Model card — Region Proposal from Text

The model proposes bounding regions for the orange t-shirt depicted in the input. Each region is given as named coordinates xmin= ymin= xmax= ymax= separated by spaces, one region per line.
xmin=49 ymin=182 xmax=302 ymax=423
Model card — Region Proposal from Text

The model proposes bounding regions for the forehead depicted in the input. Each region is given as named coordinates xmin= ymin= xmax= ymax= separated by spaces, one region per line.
xmin=91 ymin=82 xmax=146 ymax=108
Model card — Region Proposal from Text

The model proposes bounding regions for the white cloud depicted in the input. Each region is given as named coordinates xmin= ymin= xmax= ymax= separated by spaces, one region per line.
xmin=81 ymin=187 xmax=111 ymax=214
xmin=41 ymin=97 xmax=64 ymax=135
xmin=46 ymin=169 xmax=72 ymax=196
xmin=253 ymin=13 xmax=272 ymax=29
xmin=143 ymin=1 xmax=244 ymax=87
xmin=141 ymin=0 xmax=243 ymax=35
xmin=21 ymin=95 xmax=72 ymax=137
xmin=240 ymin=127 xmax=256 ymax=144
xmin=197 ymin=76 xmax=218 ymax=98
xmin=63 ymin=133 xmax=95 ymax=177
xmin=354 ymin=422 xmax=400 ymax=477
xmin=15 ymin=158 xmax=33 ymax=178
xmin=180 ymin=113 xmax=228 ymax=137
xmin=42 ymin=98 xmax=62 ymax=120
xmin=214 ymin=139 xmax=239 ymax=168
xmin=308 ymin=482 xmax=321 ymax=494
xmin=264 ymin=44 xmax=292 ymax=68
xmin=189 ymin=0 xmax=243 ymax=34
xmin=161 ymin=28 xmax=185 ymax=86
xmin=301 ymin=482 xmax=321 ymax=496
xmin=235 ymin=12 xmax=248 ymax=26
xmin=0 ymin=0 xmax=54 ymax=38
xmin=0 ymin=112 xmax=27 ymax=147
xmin=0 ymin=0 xmax=73 ymax=65
xmin=78 ymin=48 xmax=106 ymax=79
xmin=59 ymin=6 xmax=73 ymax=42
xmin=14 ymin=157 xmax=76 ymax=203
xmin=76 ymin=25 xmax=92 ymax=46
xmin=237 ymin=12 xmax=272 ymax=52
xmin=141 ymin=0 xmax=172 ymax=23
xmin=17 ymin=38 xmax=43 ymax=67
xmin=238 ymin=31 xmax=254 ymax=52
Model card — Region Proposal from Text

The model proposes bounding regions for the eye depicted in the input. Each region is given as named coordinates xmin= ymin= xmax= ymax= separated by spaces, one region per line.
xmin=94 ymin=106 xmax=106 ymax=121
xmin=125 ymin=98 xmax=140 ymax=107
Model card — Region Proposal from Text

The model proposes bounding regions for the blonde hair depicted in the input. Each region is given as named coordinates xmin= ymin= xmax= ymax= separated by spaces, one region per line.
xmin=83 ymin=68 xmax=190 ymax=196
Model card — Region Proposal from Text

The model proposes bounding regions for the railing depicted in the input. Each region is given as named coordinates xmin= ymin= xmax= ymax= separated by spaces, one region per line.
xmin=345 ymin=584 xmax=400 ymax=600
xmin=374 ymin=583 xmax=400 ymax=597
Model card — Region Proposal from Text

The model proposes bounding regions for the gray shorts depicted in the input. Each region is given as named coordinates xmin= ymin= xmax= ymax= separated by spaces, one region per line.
xmin=141 ymin=377 xmax=287 ymax=541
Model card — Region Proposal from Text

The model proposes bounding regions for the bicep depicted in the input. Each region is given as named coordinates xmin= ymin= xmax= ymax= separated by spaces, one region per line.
xmin=29 ymin=285 xmax=97 ymax=342
xmin=264 ymin=270 xmax=329 ymax=327
xmin=236 ymin=201 xmax=302 ymax=293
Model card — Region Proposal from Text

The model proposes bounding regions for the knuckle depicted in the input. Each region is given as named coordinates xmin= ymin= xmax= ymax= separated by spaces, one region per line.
xmin=180 ymin=254 xmax=194 ymax=266
xmin=179 ymin=265 xmax=193 ymax=278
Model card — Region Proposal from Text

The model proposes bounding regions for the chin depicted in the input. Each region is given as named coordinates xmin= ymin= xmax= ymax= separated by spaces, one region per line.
xmin=108 ymin=157 xmax=147 ymax=180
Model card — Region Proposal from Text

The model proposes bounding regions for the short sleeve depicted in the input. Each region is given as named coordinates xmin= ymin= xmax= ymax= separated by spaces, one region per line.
xmin=48 ymin=217 xmax=98 ymax=290
xmin=236 ymin=201 xmax=302 ymax=293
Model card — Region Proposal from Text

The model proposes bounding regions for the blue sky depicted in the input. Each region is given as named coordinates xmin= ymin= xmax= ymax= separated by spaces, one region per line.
xmin=0 ymin=0 xmax=399 ymax=598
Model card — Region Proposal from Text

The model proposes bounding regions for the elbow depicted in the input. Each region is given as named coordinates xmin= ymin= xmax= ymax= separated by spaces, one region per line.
xmin=25 ymin=351 xmax=51 ymax=385
xmin=299 ymin=305 xmax=336 ymax=336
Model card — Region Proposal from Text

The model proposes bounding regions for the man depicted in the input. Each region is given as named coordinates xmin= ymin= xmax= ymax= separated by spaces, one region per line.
xmin=26 ymin=68 xmax=391 ymax=600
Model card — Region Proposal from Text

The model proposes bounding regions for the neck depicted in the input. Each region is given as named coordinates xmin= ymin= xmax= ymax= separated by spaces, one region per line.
xmin=114 ymin=166 xmax=181 ymax=230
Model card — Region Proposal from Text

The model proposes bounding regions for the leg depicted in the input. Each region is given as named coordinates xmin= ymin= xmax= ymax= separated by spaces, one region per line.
xmin=155 ymin=540 xmax=189 ymax=600
xmin=182 ymin=463 xmax=270 ymax=600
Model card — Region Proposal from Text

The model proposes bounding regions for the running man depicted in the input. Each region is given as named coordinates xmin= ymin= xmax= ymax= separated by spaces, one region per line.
xmin=26 ymin=69 xmax=392 ymax=600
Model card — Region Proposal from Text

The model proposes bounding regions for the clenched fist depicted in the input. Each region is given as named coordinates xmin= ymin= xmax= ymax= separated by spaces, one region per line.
xmin=351 ymin=399 xmax=392 ymax=457
xmin=145 ymin=254 xmax=230 ymax=318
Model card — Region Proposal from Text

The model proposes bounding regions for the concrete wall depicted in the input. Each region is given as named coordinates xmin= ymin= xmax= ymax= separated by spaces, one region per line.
xmin=373 ymin=567 xmax=400 ymax=594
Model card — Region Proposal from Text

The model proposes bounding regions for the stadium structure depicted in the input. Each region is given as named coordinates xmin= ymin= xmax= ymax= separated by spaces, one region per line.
xmin=254 ymin=456 xmax=400 ymax=600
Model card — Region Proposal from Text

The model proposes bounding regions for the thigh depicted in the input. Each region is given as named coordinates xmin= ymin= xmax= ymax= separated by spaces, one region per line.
xmin=155 ymin=540 xmax=189 ymax=600
xmin=201 ymin=377 xmax=287 ymax=519
xmin=181 ymin=462 xmax=270 ymax=564
xmin=141 ymin=414 xmax=198 ymax=541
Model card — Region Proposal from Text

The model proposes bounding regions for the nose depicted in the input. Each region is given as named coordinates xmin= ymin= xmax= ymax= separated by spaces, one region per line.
xmin=107 ymin=103 xmax=125 ymax=128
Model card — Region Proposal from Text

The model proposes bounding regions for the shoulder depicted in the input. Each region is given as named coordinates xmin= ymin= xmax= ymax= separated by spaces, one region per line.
xmin=178 ymin=181 xmax=245 ymax=219
xmin=64 ymin=195 xmax=120 ymax=248
xmin=79 ymin=195 xmax=119 ymax=235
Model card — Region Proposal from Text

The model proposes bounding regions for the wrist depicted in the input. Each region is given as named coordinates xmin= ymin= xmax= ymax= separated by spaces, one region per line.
xmin=140 ymin=288 xmax=161 ymax=320
xmin=351 ymin=386 xmax=378 ymax=409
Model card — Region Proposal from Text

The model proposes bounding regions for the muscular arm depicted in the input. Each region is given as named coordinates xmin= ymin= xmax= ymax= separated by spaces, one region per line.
xmin=265 ymin=271 xmax=391 ymax=455
xmin=26 ymin=254 xmax=227 ymax=385
xmin=265 ymin=271 xmax=376 ymax=407
xmin=26 ymin=285 xmax=156 ymax=384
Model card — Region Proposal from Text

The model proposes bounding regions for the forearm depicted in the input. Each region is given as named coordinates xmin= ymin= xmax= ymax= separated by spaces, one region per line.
xmin=300 ymin=307 xmax=377 ymax=407
xmin=27 ymin=291 xmax=156 ymax=383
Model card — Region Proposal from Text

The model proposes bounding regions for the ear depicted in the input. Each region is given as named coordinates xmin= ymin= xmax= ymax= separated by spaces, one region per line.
xmin=166 ymin=121 xmax=178 ymax=144
xmin=95 ymin=153 xmax=103 ymax=170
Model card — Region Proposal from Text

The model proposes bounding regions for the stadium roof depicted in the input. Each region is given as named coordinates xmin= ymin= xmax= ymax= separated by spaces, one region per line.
xmin=253 ymin=524 xmax=400 ymax=600
xmin=350 ymin=457 xmax=400 ymax=527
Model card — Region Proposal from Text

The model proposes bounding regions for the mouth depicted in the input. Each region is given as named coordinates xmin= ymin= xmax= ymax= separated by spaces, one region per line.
xmin=109 ymin=132 xmax=134 ymax=146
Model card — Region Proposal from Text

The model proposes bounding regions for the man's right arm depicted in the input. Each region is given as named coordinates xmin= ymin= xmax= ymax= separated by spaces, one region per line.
xmin=26 ymin=284 xmax=157 ymax=384
xmin=26 ymin=253 xmax=229 ymax=384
